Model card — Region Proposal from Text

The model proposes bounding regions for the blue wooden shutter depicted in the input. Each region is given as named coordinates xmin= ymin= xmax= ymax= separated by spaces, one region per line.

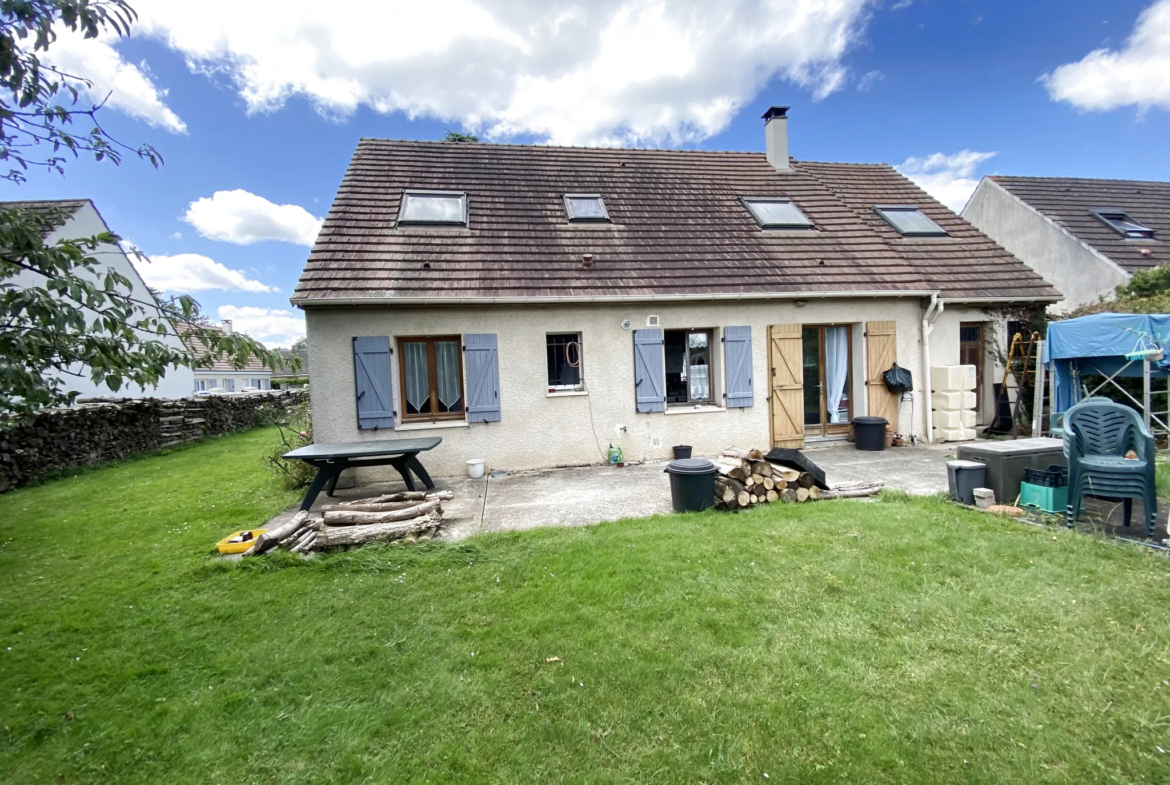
xmin=353 ymin=336 xmax=395 ymax=430
xmin=465 ymin=333 xmax=501 ymax=423
xmin=633 ymin=329 xmax=665 ymax=413
xmin=723 ymin=326 xmax=754 ymax=408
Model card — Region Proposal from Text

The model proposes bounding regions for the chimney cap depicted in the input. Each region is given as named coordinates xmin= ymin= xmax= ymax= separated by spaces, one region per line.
xmin=761 ymin=106 xmax=790 ymax=121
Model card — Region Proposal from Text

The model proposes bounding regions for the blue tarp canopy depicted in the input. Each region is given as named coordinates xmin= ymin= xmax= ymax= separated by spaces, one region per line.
xmin=1044 ymin=312 xmax=1170 ymax=412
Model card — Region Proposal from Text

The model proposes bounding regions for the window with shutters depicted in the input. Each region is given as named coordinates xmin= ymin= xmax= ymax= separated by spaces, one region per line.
xmin=194 ymin=379 xmax=207 ymax=392
xmin=546 ymin=333 xmax=583 ymax=391
xmin=665 ymin=328 xmax=717 ymax=405
xmin=397 ymin=336 xmax=465 ymax=421
xmin=223 ymin=378 xmax=236 ymax=393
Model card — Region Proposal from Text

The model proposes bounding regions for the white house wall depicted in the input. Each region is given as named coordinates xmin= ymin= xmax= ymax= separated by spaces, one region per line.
xmin=306 ymin=298 xmax=928 ymax=479
xmin=193 ymin=371 xmax=272 ymax=392
xmin=962 ymin=181 xmax=1125 ymax=312
xmin=10 ymin=202 xmax=195 ymax=400
xmin=929 ymin=307 xmax=1008 ymax=426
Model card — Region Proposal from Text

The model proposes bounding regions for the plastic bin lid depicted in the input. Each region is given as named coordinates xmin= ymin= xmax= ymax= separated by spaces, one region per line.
xmin=947 ymin=460 xmax=985 ymax=469
xmin=852 ymin=416 xmax=888 ymax=425
xmin=664 ymin=458 xmax=717 ymax=475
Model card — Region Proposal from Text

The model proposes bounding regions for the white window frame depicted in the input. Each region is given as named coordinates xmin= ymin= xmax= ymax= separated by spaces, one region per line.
xmin=546 ymin=332 xmax=584 ymax=392
xmin=742 ymin=197 xmax=814 ymax=229
xmin=664 ymin=327 xmax=718 ymax=407
xmin=397 ymin=190 xmax=468 ymax=226
xmin=223 ymin=378 xmax=236 ymax=393
xmin=563 ymin=194 xmax=611 ymax=223
xmin=194 ymin=379 xmax=207 ymax=392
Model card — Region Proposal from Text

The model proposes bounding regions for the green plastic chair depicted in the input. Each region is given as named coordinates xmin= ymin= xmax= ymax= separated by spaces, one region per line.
xmin=1063 ymin=399 xmax=1157 ymax=537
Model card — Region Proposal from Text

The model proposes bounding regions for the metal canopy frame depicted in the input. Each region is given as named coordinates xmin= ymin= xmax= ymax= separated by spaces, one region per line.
xmin=1076 ymin=357 xmax=1170 ymax=436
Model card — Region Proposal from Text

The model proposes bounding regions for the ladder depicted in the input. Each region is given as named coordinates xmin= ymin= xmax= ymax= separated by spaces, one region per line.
xmin=988 ymin=331 xmax=1048 ymax=438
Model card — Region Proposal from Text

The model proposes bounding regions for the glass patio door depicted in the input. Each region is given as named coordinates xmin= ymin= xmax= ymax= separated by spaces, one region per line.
xmin=801 ymin=325 xmax=853 ymax=437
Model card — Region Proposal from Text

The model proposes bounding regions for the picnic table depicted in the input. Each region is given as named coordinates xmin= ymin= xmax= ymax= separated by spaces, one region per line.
xmin=283 ymin=437 xmax=442 ymax=511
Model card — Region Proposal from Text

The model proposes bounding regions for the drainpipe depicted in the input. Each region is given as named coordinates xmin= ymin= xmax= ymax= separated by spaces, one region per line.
xmin=920 ymin=293 xmax=944 ymax=443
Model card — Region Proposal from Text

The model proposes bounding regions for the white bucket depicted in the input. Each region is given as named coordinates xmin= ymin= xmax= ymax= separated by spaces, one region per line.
xmin=466 ymin=459 xmax=486 ymax=479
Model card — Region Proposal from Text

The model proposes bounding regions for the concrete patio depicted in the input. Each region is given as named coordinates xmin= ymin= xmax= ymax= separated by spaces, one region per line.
xmin=267 ymin=440 xmax=962 ymax=539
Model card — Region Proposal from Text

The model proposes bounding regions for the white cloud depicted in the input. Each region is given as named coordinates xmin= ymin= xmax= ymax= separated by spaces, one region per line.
xmin=895 ymin=150 xmax=996 ymax=213
xmin=134 ymin=253 xmax=275 ymax=293
xmin=857 ymin=69 xmax=883 ymax=92
xmin=218 ymin=305 xmax=305 ymax=349
xmin=45 ymin=28 xmax=186 ymax=133
xmin=1042 ymin=0 xmax=1170 ymax=112
xmin=183 ymin=190 xmax=323 ymax=246
xmin=115 ymin=0 xmax=871 ymax=146
xmin=170 ymin=231 xmax=182 ymax=240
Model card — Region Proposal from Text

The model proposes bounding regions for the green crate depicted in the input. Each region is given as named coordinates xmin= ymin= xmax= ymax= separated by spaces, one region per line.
xmin=1019 ymin=481 xmax=1068 ymax=514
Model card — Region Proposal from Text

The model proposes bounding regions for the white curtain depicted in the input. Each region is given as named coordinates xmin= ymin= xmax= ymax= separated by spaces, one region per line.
xmin=825 ymin=326 xmax=849 ymax=424
xmin=435 ymin=340 xmax=462 ymax=412
xmin=404 ymin=342 xmax=430 ymax=412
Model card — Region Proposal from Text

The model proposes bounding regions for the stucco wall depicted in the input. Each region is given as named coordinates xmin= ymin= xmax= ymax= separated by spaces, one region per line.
xmin=929 ymin=307 xmax=1008 ymax=426
xmin=10 ymin=202 xmax=195 ymax=399
xmin=962 ymin=181 xmax=1126 ymax=312
xmin=305 ymin=298 xmax=929 ymax=478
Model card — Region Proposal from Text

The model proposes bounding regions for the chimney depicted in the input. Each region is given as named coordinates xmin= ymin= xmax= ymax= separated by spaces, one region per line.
xmin=762 ymin=106 xmax=790 ymax=172
xmin=221 ymin=319 xmax=233 ymax=334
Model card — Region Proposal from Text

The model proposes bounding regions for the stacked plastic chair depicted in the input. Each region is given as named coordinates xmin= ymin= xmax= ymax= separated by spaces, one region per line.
xmin=1063 ymin=399 xmax=1157 ymax=537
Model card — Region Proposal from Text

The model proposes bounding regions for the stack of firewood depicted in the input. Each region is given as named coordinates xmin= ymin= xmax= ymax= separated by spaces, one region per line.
xmin=242 ymin=490 xmax=452 ymax=555
xmin=713 ymin=447 xmax=823 ymax=509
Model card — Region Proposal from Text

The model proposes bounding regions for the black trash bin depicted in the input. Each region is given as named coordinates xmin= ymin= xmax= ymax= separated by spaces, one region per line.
xmin=673 ymin=445 xmax=693 ymax=460
xmin=664 ymin=458 xmax=717 ymax=513
xmin=852 ymin=416 xmax=888 ymax=451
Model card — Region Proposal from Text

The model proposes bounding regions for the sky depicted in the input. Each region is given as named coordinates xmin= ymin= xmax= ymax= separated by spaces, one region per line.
xmin=3 ymin=0 xmax=1169 ymax=348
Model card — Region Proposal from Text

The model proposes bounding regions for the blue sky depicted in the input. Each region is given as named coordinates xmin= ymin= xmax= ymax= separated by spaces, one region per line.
xmin=3 ymin=0 xmax=1168 ymax=346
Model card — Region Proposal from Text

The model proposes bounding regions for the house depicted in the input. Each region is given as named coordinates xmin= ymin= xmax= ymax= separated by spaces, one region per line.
xmin=183 ymin=320 xmax=272 ymax=393
xmin=962 ymin=176 xmax=1168 ymax=312
xmin=3 ymin=198 xmax=195 ymax=400
xmin=292 ymin=108 xmax=1059 ymax=477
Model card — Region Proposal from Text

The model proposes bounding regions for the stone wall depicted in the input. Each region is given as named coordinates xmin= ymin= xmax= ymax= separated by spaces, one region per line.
xmin=0 ymin=389 xmax=307 ymax=492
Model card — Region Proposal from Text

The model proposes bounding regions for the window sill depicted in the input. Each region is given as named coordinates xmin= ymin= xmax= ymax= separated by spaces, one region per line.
xmin=546 ymin=390 xmax=588 ymax=398
xmin=664 ymin=405 xmax=725 ymax=415
xmin=395 ymin=420 xmax=470 ymax=431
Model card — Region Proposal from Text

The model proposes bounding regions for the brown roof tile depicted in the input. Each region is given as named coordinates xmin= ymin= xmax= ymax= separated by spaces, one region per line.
xmin=0 ymin=198 xmax=89 ymax=236
xmin=293 ymin=140 xmax=1059 ymax=304
xmin=989 ymin=175 xmax=1169 ymax=275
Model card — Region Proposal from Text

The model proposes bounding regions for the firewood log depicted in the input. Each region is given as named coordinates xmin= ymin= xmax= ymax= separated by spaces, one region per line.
xmin=315 ymin=511 xmax=441 ymax=548
xmin=713 ymin=459 xmax=749 ymax=480
xmin=750 ymin=494 xmax=759 ymax=504
xmin=290 ymin=532 xmax=317 ymax=554
xmin=774 ymin=479 xmax=787 ymax=490
xmin=321 ymin=499 xmax=428 ymax=513
xmin=744 ymin=476 xmax=755 ymax=489
xmin=248 ymin=511 xmax=311 ymax=555
xmin=323 ymin=499 xmax=441 ymax=526
xmin=721 ymin=448 xmax=751 ymax=460
xmin=750 ymin=473 xmax=764 ymax=486
xmin=808 ymin=486 xmax=822 ymax=501
xmin=796 ymin=487 xmax=810 ymax=502
xmin=737 ymin=491 xmax=751 ymax=507
xmin=337 ymin=490 xmax=452 ymax=506
xmin=762 ymin=477 xmax=775 ymax=491
xmin=797 ymin=472 xmax=816 ymax=489
xmin=782 ymin=489 xmax=797 ymax=502
xmin=820 ymin=483 xmax=883 ymax=500
xmin=283 ymin=528 xmax=316 ymax=551
xmin=765 ymin=489 xmax=780 ymax=503
xmin=747 ymin=449 xmax=765 ymax=461
xmin=768 ymin=464 xmax=801 ymax=483
xmin=750 ymin=461 xmax=771 ymax=478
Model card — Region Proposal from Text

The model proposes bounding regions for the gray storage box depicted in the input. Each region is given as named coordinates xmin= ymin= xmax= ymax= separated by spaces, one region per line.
xmin=956 ymin=438 xmax=1066 ymax=506
xmin=947 ymin=460 xmax=987 ymax=505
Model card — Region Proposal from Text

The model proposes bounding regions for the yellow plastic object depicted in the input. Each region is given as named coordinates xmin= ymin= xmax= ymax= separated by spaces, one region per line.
xmin=216 ymin=529 xmax=267 ymax=554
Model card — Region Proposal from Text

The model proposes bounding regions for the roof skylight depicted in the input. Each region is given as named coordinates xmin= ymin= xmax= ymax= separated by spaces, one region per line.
xmin=743 ymin=198 xmax=813 ymax=229
xmin=1090 ymin=208 xmax=1155 ymax=240
xmin=398 ymin=190 xmax=467 ymax=226
xmin=873 ymin=206 xmax=948 ymax=237
xmin=564 ymin=194 xmax=610 ymax=223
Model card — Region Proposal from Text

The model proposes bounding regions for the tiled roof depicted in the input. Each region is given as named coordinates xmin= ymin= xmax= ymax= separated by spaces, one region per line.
xmin=990 ymin=175 xmax=1169 ymax=275
xmin=181 ymin=324 xmax=270 ymax=374
xmin=292 ymin=139 xmax=1059 ymax=304
xmin=0 ymin=199 xmax=89 ymax=236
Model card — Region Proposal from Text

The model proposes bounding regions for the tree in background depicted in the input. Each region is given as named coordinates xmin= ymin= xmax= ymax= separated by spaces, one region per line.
xmin=1065 ymin=265 xmax=1170 ymax=319
xmin=0 ymin=0 xmax=295 ymax=418
xmin=443 ymin=130 xmax=479 ymax=143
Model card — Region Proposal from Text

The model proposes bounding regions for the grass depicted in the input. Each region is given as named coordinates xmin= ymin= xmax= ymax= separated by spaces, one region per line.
xmin=3 ymin=429 xmax=1170 ymax=783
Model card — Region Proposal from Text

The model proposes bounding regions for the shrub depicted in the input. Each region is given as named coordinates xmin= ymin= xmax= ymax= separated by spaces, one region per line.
xmin=265 ymin=399 xmax=315 ymax=489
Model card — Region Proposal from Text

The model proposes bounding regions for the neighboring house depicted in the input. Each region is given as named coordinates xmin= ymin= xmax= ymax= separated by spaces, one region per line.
xmin=183 ymin=320 xmax=272 ymax=393
xmin=3 ymin=198 xmax=195 ymax=400
xmin=962 ymin=176 xmax=1168 ymax=312
xmin=271 ymin=346 xmax=309 ymax=387
xmin=292 ymin=108 xmax=1059 ymax=477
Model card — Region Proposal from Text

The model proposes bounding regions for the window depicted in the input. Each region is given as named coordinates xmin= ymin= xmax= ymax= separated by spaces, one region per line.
xmin=223 ymin=379 xmax=236 ymax=392
xmin=743 ymin=197 xmax=813 ymax=229
xmin=546 ymin=333 xmax=583 ymax=391
xmin=1090 ymin=208 xmax=1155 ymax=239
xmin=398 ymin=336 xmax=465 ymax=421
xmin=398 ymin=190 xmax=467 ymax=226
xmin=251 ymin=378 xmax=263 ymax=389
xmin=563 ymin=194 xmax=610 ymax=223
xmin=665 ymin=329 xmax=715 ymax=405
xmin=873 ymin=205 xmax=948 ymax=236
xmin=194 ymin=379 xmax=207 ymax=392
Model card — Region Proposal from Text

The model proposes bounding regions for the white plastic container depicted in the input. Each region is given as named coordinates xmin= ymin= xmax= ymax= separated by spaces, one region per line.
xmin=933 ymin=426 xmax=977 ymax=443
xmin=466 ymin=459 xmax=486 ymax=479
xmin=930 ymin=365 xmax=977 ymax=392
xmin=931 ymin=390 xmax=978 ymax=409
xmin=933 ymin=410 xmax=966 ymax=428
xmin=960 ymin=410 xmax=977 ymax=428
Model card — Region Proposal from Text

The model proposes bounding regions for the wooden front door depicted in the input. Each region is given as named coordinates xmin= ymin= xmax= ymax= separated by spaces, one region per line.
xmin=769 ymin=324 xmax=804 ymax=448
xmin=865 ymin=321 xmax=899 ymax=424
xmin=959 ymin=322 xmax=985 ymax=420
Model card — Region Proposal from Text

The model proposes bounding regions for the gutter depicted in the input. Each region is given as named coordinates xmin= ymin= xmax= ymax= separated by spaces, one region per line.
xmin=291 ymin=289 xmax=940 ymax=309
xmin=920 ymin=293 xmax=944 ymax=443
xmin=940 ymin=295 xmax=1062 ymax=305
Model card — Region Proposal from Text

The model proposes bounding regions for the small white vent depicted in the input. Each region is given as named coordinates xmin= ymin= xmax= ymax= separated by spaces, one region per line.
xmin=646 ymin=315 xmax=661 ymax=327
xmin=620 ymin=319 xmax=632 ymax=330
xmin=651 ymin=436 xmax=662 ymax=448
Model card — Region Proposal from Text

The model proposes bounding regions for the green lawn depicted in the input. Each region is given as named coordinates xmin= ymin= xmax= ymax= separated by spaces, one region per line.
xmin=3 ymin=429 xmax=1170 ymax=783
